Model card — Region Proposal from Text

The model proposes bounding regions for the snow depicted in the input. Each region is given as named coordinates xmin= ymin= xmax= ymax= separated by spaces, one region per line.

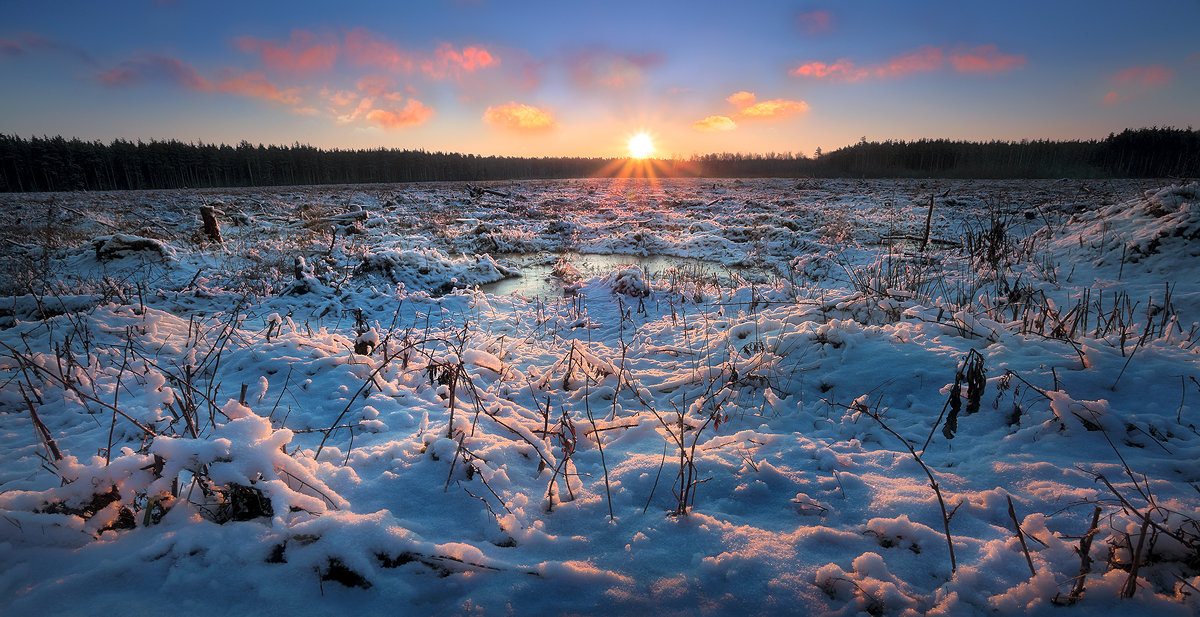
xmin=0 ymin=178 xmax=1197 ymax=616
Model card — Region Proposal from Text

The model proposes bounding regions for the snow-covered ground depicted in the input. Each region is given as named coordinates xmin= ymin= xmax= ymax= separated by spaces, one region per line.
xmin=0 ymin=178 xmax=1197 ymax=616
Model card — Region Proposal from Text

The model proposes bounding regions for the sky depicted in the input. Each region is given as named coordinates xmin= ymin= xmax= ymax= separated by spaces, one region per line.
xmin=1 ymin=0 xmax=1198 ymax=158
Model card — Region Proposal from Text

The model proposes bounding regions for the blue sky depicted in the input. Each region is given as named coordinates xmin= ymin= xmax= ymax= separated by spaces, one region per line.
xmin=1 ymin=0 xmax=1197 ymax=157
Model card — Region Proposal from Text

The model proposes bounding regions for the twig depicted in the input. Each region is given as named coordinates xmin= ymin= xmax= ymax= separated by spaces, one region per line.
xmin=2 ymin=341 xmax=156 ymax=436
xmin=584 ymin=379 xmax=614 ymax=521
xmin=858 ymin=402 xmax=957 ymax=572
xmin=20 ymin=384 xmax=62 ymax=462
xmin=1006 ymin=495 xmax=1036 ymax=577
xmin=1120 ymin=516 xmax=1151 ymax=599
xmin=643 ymin=442 xmax=668 ymax=514
xmin=1056 ymin=506 xmax=1102 ymax=605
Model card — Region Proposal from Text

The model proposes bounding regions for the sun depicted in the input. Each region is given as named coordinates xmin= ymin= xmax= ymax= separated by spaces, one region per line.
xmin=627 ymin=132 xmax=655 ymax=159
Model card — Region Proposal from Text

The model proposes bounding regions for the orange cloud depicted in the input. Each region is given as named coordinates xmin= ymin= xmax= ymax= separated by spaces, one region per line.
xmin=792 ymin=44 xmax=1025 ymax=81
xmin=949 ymin=45 xmax=1026 ymax=73
xmin=366 ymin=99 xmax=434 ymax=129
xmin=483 ymin=103 xmax=555 ymax=131
xmin=215 ymin=70 xmax=301 ymax=104
xmin=693 ymin=115 xmax=737 ymax=132
xmin=694 ymin=92 xmax=809 ymax=131
xmin=798 ymin=10 xmax=833 ymax=34
xmin=726 ymin=91 xmax=756 ymax=108
xmin=737 ymin=99 xmax=809 ymax=119
xmin=235 ymin=30 xmax=336 ymax=73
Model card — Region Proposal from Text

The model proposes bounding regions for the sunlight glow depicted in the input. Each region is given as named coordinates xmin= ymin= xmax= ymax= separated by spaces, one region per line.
xmin=627 ymin=132 xmax=655 ymax=159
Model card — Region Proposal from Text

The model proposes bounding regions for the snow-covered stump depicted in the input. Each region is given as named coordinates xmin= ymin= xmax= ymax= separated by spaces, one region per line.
xmin=199 ymin=205 xmax=222 ymax=243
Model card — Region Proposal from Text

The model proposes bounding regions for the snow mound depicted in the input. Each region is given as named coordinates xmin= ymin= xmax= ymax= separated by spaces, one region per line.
xmin=1056 ymin=182 xmax=1200 ymax=268
xmin=91 ymin=234 xmax=175 ymax=262
xmin=353 ymin=247 xmax=517 ymax=294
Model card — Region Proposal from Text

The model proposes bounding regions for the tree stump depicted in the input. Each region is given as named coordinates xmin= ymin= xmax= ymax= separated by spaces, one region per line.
xmin=200 ymin=206 xmax=222 ymax=243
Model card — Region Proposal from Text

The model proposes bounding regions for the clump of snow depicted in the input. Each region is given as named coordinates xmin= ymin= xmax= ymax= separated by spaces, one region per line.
xmin=284 ymin=255 xmax=331 ymax=295
xmin=605 ymin=265 xmax=650 ymax=297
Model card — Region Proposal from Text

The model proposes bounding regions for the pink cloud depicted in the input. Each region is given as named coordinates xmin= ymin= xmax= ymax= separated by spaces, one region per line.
xmin=215 ymin=70 xmax=301 ymax=104
xmin=424 ymin=43 xmax=498 ymax=78
xmin=1 ymin=32 xmax=50 ymax=57
xmin=355 ymin=75 xmax=395 ymax=97
xmin=344 ymin=29 xmax=499 ymax=82
xmin=949 ymin=45 xmax=1026 ymax=73
xmin=1 ymin=32 xmax=95 ymax=64
xmin=345 ymin=28 xmax=414 ymax=71
xmin=692 ymin=115 xmax=737 ymax=132
xmin=798 ymin=10 xmax=833 ymax=34
xmin=882 ymin=46 xmax=944 ymax=76
xmin=792 ymin=44 xmax=1025 ymax=81
xmin=483 ymin=103 xmax=556 ymax=131
xmin=98 ymin=53 xmax=210 ymax=90
xmin=1103 ymin=64 xmax=1175 ymax=104
xmin=98 ymin=53 xmax=302 ymax=108
xmin=366 ymin=98 xmax=434 ymax=129
xmin=1111 ymin=64 xmax=1174 ymax=86
xmin=567 ymin=49 xmax=663 ymax=89
xmin=336 ymin=97 xmax=375 ymax=124
xmin=790 ymin=59 xmax=865 ymax=81
xmin=235 ymin=30 xmax=337 ymax=73
xmin=726 ymin=91 xmax=756 ymax=108
xmin=326 ymin=89 xmax=359 ymax=107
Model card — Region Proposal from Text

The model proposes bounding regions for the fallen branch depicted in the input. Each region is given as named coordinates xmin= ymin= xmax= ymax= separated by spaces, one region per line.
xmin=467 ymin=184 xmax=512 ymax=199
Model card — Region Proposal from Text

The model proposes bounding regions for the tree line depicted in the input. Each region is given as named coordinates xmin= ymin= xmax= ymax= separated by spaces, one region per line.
xmin=1 ymin=127 xmax=1195 ymax=192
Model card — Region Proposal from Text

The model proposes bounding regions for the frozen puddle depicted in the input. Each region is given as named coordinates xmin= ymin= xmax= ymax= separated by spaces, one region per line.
xmin=482 ymin=252 xmax=769 ymax=298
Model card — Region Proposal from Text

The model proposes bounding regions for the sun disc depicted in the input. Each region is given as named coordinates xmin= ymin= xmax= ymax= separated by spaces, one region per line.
xmin=628 ymin=133 xmax=655 ymax=159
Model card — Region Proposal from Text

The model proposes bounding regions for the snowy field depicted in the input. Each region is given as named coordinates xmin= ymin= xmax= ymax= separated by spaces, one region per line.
xmin=0 ymin=178 xmax=1197 ymax=616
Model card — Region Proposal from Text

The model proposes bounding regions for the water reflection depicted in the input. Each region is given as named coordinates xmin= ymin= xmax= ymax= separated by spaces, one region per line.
xmin=480 ymin=252 xmax=767 ymax=298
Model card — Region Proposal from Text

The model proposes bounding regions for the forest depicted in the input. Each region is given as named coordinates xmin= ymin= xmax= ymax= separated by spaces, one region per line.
xmin=0 ymin=127 xmax=1196 ymax=192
